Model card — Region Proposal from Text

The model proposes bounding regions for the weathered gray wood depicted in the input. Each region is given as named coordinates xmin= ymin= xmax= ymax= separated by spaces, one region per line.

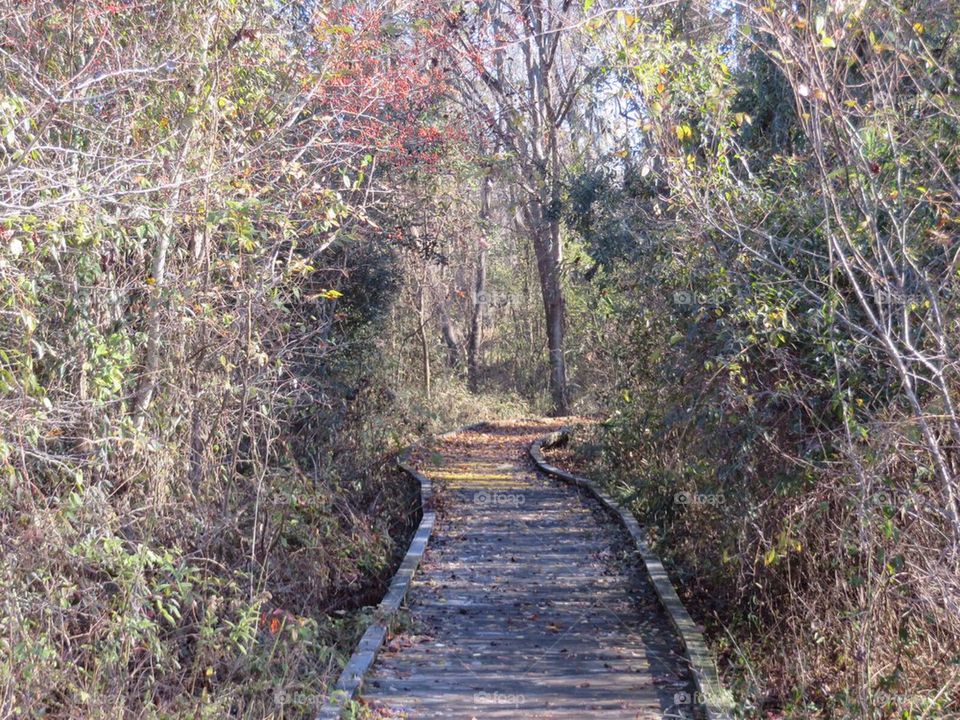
xmin=316 ymin=452 xmax=436 ymax=720
xmin=530 ymin=430 xmax=735 ymax=720
xmin=360 ymin=422 xmax=699 ymax=719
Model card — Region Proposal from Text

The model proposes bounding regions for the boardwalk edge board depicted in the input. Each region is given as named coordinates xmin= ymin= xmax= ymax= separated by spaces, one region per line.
xmin=316 ymin=448 xmax=435 ymax=720
xmin=530 ymin=429 xmax=737 ymax=720
xmin=316 ymin=424 xmax=486 ymax=719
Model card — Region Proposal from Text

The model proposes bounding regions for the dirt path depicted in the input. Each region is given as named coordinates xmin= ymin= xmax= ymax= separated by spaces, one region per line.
xmin=359 ymin=420 xmax=696 ymax=719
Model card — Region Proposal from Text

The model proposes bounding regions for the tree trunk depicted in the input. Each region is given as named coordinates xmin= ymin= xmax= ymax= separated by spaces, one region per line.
xmin=466 ymin=247 xmax=486 ymax=392
xmin=437 ymin=299 xmax=462 ymax=370
xmin=525 ymin=198 xmax=569 ymax=415
xmin=467 ymin=173 xmax=491 ymax=393
xmin=417 ymin=270 xmax=431 ymax=399
xmin=535 ymin=224 xmax=568 ymax=416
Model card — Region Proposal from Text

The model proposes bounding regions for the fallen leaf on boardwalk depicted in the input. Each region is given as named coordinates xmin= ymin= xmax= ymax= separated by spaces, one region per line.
xmin=361 ymin=421 xmax=692 ymax=716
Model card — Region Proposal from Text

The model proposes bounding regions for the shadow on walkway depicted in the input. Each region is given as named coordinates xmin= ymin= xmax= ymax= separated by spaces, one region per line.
xmin=361 ymin=420 xmax=697 ymax=719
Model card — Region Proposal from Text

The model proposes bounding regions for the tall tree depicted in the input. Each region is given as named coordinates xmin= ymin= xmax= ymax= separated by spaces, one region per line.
xmin=434 ymin=0 xmax=596 ymax=413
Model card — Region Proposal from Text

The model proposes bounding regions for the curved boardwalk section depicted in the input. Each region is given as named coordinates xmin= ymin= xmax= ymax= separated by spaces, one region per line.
xmin=360 ymin=421 xmax=696 ymax=719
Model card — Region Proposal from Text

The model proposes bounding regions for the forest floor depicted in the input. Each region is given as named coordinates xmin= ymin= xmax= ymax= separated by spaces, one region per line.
xmin=357 ymin=420 xmax=697 ymax=719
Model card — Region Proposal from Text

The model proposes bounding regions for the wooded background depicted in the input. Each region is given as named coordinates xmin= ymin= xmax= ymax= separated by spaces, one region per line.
xmin=1 ymin=0 xmax=958 ymax=717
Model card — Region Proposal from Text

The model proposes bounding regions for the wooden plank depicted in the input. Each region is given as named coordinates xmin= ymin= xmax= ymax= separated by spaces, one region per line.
xmin=362 ymin=422 xmax=699 ymax=719
xmin=316 ymin=452 xmax=436 ymax=719
xmin=530 ymin=431 xmax=735 ymax=720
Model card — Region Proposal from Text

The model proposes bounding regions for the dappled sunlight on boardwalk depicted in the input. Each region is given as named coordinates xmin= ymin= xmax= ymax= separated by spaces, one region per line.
xmin=360 ymin=420 xmax=696 ymax=719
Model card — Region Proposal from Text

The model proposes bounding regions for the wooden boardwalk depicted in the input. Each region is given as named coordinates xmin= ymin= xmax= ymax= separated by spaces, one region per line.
xmin=360 ymin=421 xmax=697 ymax=719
